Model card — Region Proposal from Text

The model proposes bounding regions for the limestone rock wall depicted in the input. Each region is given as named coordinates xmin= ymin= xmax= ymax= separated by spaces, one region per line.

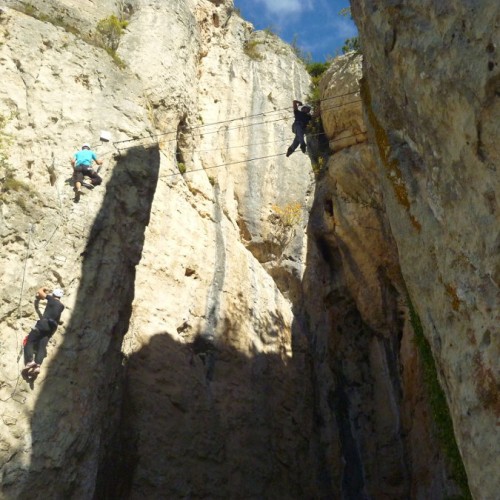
xmin=301 ymin=53 xmax=462 ymax=499
xmin=350 ymin=1 xmax=500 ymax=498
xmin=0 ymin=1 xmax=316 ymax=497
xmin=2 ymin=0 xmax=494 ymax=497
xmin=319 ymin=53 xmax=367 ymax=151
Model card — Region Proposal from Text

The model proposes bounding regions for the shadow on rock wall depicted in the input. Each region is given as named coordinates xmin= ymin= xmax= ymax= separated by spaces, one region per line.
xmin=96 ymin=314 xmax=324 ymax=499
xmin=2 ymin=145 xmax=160 ymax=499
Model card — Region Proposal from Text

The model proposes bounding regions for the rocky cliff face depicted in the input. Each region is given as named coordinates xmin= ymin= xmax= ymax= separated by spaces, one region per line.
xmin=0 ymin=0 xmax=496 ymax=498
xmin=350 ymin=1 xmax=499 ymax=498
xmin=0 ymin=1 xmax=316 ymax=497
xmin=302 ymin=53 xmax=464 ymax=499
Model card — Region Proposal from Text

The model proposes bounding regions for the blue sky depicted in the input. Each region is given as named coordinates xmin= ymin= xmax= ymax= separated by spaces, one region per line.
xmin=233 ymin=0 xmax=358 ymax=62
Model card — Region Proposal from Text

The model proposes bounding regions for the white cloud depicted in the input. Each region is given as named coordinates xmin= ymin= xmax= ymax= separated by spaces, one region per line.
xmin=255 ymin=0 xmax=314 ymax=17
xmin=329 ymin=17 xmax=357 ymax=38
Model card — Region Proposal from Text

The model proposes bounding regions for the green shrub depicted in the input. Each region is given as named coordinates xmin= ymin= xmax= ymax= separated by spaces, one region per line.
xmin=105 ymin=47 xmax=126 ymax=69
xmin=306 ymin=61 xmax=330 ymax=78
xmin=178 ymin=162 xmax=186 ymax=175
xmin=0 ymin=168 xmax=35 ymax=212
xmin=311 ymin=157 xmax=324 ymax=176
xmin=244 ymin=39 xmax=264 ymax=61
xmin=263 ymin=26 xmax=278 ymax=37
xmin=16 ymin=5 xmax=130 ymax=66
xmin=408 ymin=298 xmax=471 ymax=499
xmin=342 ymin=37 xmax=360 ymax=54
xmin=96 ymin=15 xmax=128 ymax=52
xmin=304 ymin=61 xmax=330 ymax=109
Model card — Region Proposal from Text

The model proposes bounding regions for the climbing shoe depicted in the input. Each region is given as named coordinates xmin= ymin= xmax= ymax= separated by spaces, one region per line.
xmin=82 ymin=182 xmax=94 ymax=190
xmin=286 ymin=148 xmax=294 ymax=158
xmin=21 ymin=362 xmax=36 ymax=380
xmin=300 ymin=144 xmax=307 ymax=154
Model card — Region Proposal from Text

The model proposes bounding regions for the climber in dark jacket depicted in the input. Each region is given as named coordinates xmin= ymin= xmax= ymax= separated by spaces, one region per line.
xmin=286 ymin=100 xmax=312 ymax=157
xmin=21 ymin=286 xmax=65 ymax=381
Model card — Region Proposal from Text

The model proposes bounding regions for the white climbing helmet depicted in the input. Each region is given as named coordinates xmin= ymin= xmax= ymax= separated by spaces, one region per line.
xmin=52 ymin=288 xmax=64 ymax=298
xmin=82 ymin=143 xmax=91 ymax=150
xmin=300 ymin=104 xmax=312 ymax=113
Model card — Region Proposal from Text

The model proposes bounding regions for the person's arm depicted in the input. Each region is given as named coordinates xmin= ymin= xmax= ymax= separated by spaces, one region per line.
xmin=92 ymin=152 xmax=103 ymax=167
xmin=292 ymin=100 xmax=302 ymax=111
xmin=37 ymin=287 xmax=49 ymax=300
xmin=34 ymin=297 xmax=43 ymax=319
xmin=71 ymin=155 xmax=76 ymax=167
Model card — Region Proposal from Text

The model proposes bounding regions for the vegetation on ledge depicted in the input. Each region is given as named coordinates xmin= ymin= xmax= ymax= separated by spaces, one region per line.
xmin=408 ymin=298 xmax=471 ymax=500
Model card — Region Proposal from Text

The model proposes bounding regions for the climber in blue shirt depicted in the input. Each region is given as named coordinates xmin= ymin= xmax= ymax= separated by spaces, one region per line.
xmin=286 ymin=100 xmax=312 ymax=157
xmin=71 ymin=143 xmax=103 ymax=198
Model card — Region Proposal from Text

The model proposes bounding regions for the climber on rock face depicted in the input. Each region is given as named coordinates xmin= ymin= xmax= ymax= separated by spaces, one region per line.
xmin=21 ymin=287 xmax=65 ymax=382
xmin=286 ymin=100 xmax=312 ymax=157
xmin=71 ymin=143 xmax=103 ymax=198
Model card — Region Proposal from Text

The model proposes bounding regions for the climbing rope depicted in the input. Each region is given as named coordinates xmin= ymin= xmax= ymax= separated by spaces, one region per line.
xmin=161 ymin=131 xmax=366 ymax=177
xmin=17 ymin=224 xmax=34 ymax=319
xmin=113 ymin=89 xmax=361 ymax=146
xmin=0 ymin=224 xmax=34 ymax=402
xmin=112 ymin=98 xmax=363 ymax=153
xmin=46 ymin=96 xmax=363 ymax=174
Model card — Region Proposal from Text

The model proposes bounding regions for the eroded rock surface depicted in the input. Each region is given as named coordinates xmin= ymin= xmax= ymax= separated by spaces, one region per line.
xmin=0 ymin=0 xmax=496 ymax=498
xmin=301 ymin=53 xmax=463 ymax=499
xmin=0 ymin=1 xmax=315 ymax=497
xmin=351 ymin=1 xmax=500 ymax=498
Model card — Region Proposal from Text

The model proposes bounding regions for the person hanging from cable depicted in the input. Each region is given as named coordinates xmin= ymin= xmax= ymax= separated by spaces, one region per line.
xmin=21 ymin=287 xmax=65 ymax=382
xmin=286 ymin=100 xmax=312 ymax=157
xmin=71 ymin=143 xmax=103 ymax=198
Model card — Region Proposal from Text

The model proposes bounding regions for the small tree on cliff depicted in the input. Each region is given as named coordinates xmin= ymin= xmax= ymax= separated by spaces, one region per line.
xmin=96 ymin=15 xmax=128 ymax=52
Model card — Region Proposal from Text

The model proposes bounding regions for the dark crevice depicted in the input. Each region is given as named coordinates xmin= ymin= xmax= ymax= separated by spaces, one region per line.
xmin=329 ymin=377 xmax=368 ymax=500
xmin=176 ymin=115 xmax=189 ymax=172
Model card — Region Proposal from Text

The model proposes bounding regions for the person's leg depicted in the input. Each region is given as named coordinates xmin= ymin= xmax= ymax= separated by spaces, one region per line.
xmin=24 ymin=329 xmax=41 ymax=365
xmin=73 ymin=169 xmax=83 ymax=193
xmin=290 ymin=134 xmax=301 ymax=152
xmin=287 ymin=135 xmax=300 ymax=157
xmin=296 ymin=126 xmax=306 ymax=151
xmin=34 ymin=335 xmax=50 ymax=366
xmin=288 ymin=124 xmax=305 ymax=153
xmin=88 ymin=169 xmax=102 ymax=186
